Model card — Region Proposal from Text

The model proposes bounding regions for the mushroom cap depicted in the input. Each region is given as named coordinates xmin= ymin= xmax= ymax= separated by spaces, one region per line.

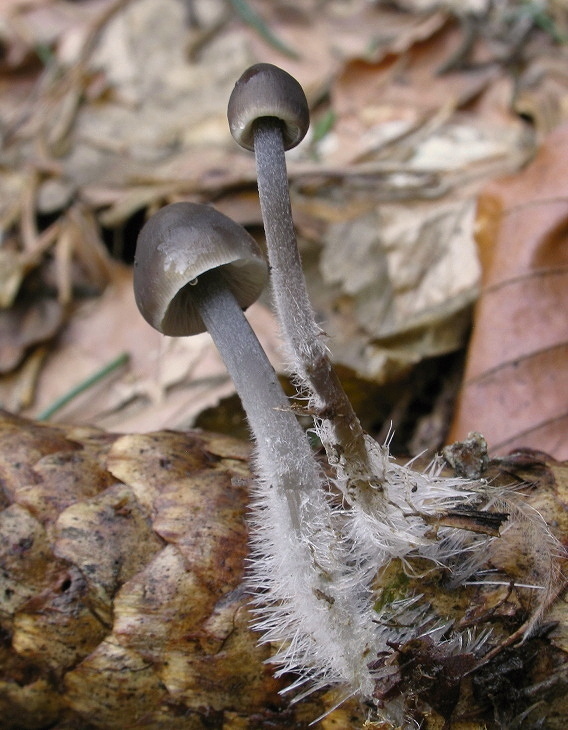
xmin=133 ymin=202 xmax=268 ymax=336
xmin=228 ymin=63 xmax=309 ymax=151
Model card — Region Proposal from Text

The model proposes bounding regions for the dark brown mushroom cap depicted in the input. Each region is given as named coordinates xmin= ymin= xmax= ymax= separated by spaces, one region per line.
xmin=133 ymin=202 xmax=268 ymax=336
xmin=228 ymin=63 xmax=309 ymax=151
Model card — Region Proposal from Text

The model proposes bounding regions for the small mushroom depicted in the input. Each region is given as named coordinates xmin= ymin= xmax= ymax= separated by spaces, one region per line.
xmin=227 ymin=62 xmax=309 ymax=152
xmin=133 ymin=201 xmax=321 ymax=521
xmin=228 ymin=64 xmax=377 ymax=496
xmin=227 ymin=64 xmax=311 ymax=364
xmin=133 ymin=201 xmax=266 ymax=337
xmin=133 ymin=200 xmax=378 ymax=700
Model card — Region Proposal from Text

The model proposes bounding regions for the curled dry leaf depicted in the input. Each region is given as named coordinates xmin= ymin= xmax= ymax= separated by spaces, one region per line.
xmin=449 ymin=123 xmax=568 ymax=459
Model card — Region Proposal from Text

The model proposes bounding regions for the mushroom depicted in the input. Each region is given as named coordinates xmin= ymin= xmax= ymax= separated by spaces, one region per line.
xmin=130 ymin=163 xmax=560 ymax=723
xmin=134 ymin=200 xmax=326 ymax=527
xmin=134 ymin=202 xmax=297 ymax=478
xmin=134 ymin=201 xmax=266 ymax=338
xmin=228 ymin=63 xmax=381 ymax=497
xmin=133 ymin=200 xmax=376 ymax=699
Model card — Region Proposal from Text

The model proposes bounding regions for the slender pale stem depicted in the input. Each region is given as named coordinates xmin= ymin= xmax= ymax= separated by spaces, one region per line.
xmin=252 ymin=118 xmax=378 ymax=492
xmin=191 ymin=273 xmax=378 ymax=698
xmin=188 ymin=269 xmax=322 ymax=529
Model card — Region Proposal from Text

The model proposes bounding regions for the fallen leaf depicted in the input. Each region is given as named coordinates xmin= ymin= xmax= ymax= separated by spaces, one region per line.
xmin=448 ymin=123 xmax=568 ymax=459
xmin=0 ymin=297 xmax=63 ymax=373
xmin=12 ymin=262 xmax=282 ymax=433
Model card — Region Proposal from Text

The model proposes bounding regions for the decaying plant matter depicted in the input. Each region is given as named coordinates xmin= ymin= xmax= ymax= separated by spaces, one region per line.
xmin=1 ymin=60 xmax=567 ymax=729
xmin=0 ymin=409 xmax=355 ymax=729
xmin=1 ymin=410 xmax=568 ymax=729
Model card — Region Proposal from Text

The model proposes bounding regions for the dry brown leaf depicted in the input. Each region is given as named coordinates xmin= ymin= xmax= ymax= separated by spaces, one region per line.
xmin=314 ymin=200 xmax=480 ymax=382
xmin=234 ymin=0 xmax=449 ymax=90
xmin=449 ymin=123 xmax=568 ymax=459
xmin=11 ymin=262 xmax=281 ymax=433
xmin=328 ymin=41 xmax=499 ymax=167
xmin=0 ymin=297 xmax=63 ymax=373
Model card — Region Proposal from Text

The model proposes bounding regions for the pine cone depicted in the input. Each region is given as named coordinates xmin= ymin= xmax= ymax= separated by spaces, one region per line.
xmin=1 ymin=410 xmax=567 ymax=729
xmin=0 ymin=409 xmax=362 ymax=729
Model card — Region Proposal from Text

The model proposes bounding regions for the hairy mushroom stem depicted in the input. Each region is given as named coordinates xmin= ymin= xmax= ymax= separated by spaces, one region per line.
xmin=254 ymin=120 xmax=375 ymax=478
xmin=133 ymin=202 xmax=380 ymax=700
xmin=187 ymin=269 xmax=307 ymax=530
xmin=228 ymin=64 xmax=385 ymax=499
xmin=187 ymin=269 xmax=379 ymax=698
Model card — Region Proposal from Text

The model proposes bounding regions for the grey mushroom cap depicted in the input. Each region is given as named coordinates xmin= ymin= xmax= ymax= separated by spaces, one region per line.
xmin=133 ymin=202 xmax=268 ymax=336
xmin=228 ymin=63 xmax=309 ymax=151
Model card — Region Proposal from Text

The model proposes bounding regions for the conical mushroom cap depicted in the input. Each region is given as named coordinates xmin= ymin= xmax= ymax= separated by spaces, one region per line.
xmin=134 ymin=202 xmax=268 ymax=336
xmin=228 ymin=63 xmax=309 ymax=151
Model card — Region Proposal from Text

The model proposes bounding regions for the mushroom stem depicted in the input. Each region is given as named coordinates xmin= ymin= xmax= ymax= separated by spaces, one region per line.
xmin=182 ymin=270 xmax=377 ymax=698
xmin=187 ymin=269 xmax=311 ymax=527
xmin=253 ymin=118 xmax=382 ymax=493
xmin=133 ymin=201 xmax=379 ymax=695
